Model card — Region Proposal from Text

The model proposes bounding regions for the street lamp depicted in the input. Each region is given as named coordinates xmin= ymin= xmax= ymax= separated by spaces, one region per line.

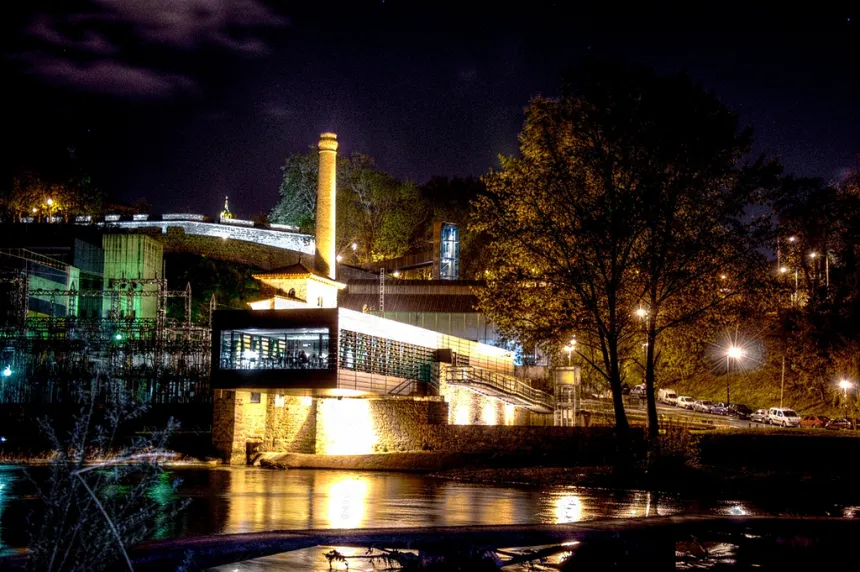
xmin=725 ymin=345 xmax=745 ymax=405
xmin=635 ymin=307 xmax=647 ymax=319
xmin=838 ymin=379 xmax=855 ymax=427
xmin=46 ymin=197 xmax=54 ymax=222
xmin=563 ymin=338 xmax=576 ymax=366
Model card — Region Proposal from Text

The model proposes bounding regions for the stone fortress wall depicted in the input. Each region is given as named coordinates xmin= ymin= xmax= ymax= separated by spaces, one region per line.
xmin=76 ymin=214 xmax=315 ymax=255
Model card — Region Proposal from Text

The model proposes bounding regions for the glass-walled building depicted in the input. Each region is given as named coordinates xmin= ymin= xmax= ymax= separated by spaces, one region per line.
xmin=210 ymin=307 xmax=517 ymax=396
xmin=219 ymin=327 xmax=331 ymax=370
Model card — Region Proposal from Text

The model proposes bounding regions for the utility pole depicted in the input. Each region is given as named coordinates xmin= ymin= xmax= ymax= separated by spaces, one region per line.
xmin=379 ymin=267 xmax=385 ymax=318
xmin=780 ymin=356 xmax=785 ymax=409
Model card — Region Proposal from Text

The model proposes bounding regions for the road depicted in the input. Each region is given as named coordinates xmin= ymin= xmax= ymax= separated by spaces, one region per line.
xmin=581 ymin=398 xmax=783 ymax=429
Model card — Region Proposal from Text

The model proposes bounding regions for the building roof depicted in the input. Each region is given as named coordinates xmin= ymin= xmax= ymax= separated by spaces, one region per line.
xmin=253 ymin=262 xmax=346 ymax=289
xmin=253 ymin=261 xmax=317 ymax=278
xmin=338 ymin=293 xmax=480 ymax=313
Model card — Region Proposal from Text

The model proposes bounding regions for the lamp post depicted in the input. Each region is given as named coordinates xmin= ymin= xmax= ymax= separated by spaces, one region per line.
xmin=838 ymin=379 xmax=854 ymax=426
xmin=563 ymin=338 xmax=576 ymax=366
xmin=46 ymin=198 xmax=54 ymax=223
xmin=725 ymin=345 xmax=745 ymax=405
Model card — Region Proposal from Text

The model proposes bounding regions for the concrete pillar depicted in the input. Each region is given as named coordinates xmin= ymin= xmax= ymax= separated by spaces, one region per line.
xmin=316 ymin=132 xmax=338 ymax=280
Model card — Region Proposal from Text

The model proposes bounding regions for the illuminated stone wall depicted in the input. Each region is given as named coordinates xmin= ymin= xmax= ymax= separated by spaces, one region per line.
xmin=212 ymin=389 xmax=268 ymax=464
xmin=262 ymin=395 xmax=316 ymax=453
xmin=216 ymin=392 xmax=536 ymax=464
xmin=96 ymin=219 xmax=314 ymax=254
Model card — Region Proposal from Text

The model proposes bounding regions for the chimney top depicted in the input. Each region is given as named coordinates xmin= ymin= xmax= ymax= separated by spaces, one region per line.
xmin=318 ymin=132 xmax=338 ymax=152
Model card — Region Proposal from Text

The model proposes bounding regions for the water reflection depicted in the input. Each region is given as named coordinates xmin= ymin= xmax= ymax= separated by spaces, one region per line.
xmin=553 ymin=495 xmax=583 ymax=523
xmin=1 ymin=467 xmax=858 ymax=554
xmin=326 ymin=475 xmax=368 ymax=528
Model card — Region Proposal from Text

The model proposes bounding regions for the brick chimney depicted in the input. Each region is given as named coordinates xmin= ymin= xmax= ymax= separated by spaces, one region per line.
xmin=315 ymin=133 xmax=338 ymax=280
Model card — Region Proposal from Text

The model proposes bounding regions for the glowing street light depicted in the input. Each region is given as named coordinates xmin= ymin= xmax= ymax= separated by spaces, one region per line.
xmin=726 ymin=346 xmax=745 ymax=360
xmin=724 ymin=345 xmax=746 ymax=405
xmin=46 ymin=197 xmax=54 ymax=222
xmin=635 ymin=307 xmax=647 ymax=319
xmin=838 ymin=379 xmax=855 ymax=423
xmin=788 ymin=236 xmax=796 ymax=243
xmin=336 ymin=254 xmax=343 ymax=262
xmin=563 ymin=338 xmax=577 ymax=366
xmin=779 ymin=266 xmax=788 ymax=274
xmin=114 ymin=333 xmax=123 ymax=341
xmin=2 ymin=366 xmax=11 ymax=378
xmin=351 ymin=242 xmax=358 ymax=251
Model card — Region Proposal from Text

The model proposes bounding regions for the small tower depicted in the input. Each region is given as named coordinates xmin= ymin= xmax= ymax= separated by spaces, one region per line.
xmin=220 ymin=196 xmax=233 ymax=220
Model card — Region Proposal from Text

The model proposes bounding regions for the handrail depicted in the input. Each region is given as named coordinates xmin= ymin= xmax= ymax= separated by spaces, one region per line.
xmin=445 ymin=366 xmax=554 ymax=410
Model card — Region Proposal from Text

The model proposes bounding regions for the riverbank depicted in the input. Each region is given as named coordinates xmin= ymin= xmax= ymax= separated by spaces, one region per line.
xmin=431 ymin=463 xmax=860 ymax=501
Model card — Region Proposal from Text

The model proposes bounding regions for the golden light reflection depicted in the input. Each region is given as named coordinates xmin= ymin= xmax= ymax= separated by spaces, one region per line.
xmin=317 ymin=398 xmax=377 ymax=455
xmin=504 ymin=403 xmax=516 ymax=426
xmin=453 ymin=402 xmax=470 ymax=425
xmin=327 ymin=475 xmax=369 ymax=528
xmin=481 ymin=400 xmax=498 ymax=425
xmin=553 ymin=495 xmax=583 ymax=523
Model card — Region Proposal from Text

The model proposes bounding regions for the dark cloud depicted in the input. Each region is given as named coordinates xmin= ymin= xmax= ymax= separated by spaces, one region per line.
xmin=19 ymin=0 xmax=287 ymax=98
xmin=87 ymin=0 xmax=288 ymax=50
xmin=22 ymin=56 xmax=196 ymax=98
xmin=26 ymin=14 xmax=118 ymax=56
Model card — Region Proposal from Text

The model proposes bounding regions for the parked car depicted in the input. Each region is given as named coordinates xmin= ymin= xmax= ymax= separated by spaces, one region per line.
xmin=710 ymin=402 xmax=730 ymax=416
xmin=630 ymin=384 xmax=646 ymax=396
xmin=825 ymin=417 xmax=855 ymax=431
xmin=657 ymin=388 xmax=678 ymax=405
xmin=751 ymin=409 xmax=769 ymax=423
xmin=800 ymin=415 xmax=830 ymax=429
xmin=693 ymin=400 xmax=715 ymax=413
xmin=727 ymin=404 xmax=752 ymax=419
xmin=767 ymin=407 xmax=801 ymax=427
xmin=676 ymin=396 xmax=695 ymax=409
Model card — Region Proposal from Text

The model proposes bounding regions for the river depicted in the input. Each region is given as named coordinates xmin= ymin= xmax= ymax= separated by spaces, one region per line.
xmin=1 ymin=465 xmax=857 ymax=569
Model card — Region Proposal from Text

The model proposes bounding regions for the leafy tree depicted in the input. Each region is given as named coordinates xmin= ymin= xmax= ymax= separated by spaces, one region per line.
xmin=474 ymin=61 xmax=775 ymax=437
xmin=420 ymin=176 xmax=490 ymax=278
xmin=269 ymin=151 xmax=423 ymax=262
xmin=770 ymin=171 xmax=860 ymax=402
xmin=269 ymin=149 xmax=319 ymax=232
xmin=2 ymin=171 xmax=103 ymax=222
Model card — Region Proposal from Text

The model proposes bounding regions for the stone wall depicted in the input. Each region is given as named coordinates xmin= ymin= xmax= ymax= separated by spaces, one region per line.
xmin=216 ymin=393 xmax=551 ymax=465
xmin=212 ymin=390 xmax=241 ymax=464
xmin=212 ymin=389 xmax=267 ymax=464
xmin=96 ymin=219 xmax=314 ymax=253
xmin=262 ymin=395 xmax=316 ymax=453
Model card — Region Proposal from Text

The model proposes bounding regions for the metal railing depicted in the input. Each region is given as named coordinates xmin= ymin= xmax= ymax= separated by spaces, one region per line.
xmin=445 ymin=366 xmax=554 ymax=412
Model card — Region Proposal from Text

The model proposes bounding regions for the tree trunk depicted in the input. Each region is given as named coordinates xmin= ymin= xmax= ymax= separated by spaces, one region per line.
xmin=607 ymin=336 xmax=630 ymax=436
xmin=644 ymin=316 xmax=659 ymax=440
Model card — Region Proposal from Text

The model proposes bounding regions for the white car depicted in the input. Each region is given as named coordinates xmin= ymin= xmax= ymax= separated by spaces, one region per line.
xmin=693 ymin=400 xmax=714 ymax=413
xmin=751 ymin=409 xmax=769 ymax=423
xmin=676 ymin=396 xmax=695 ymax=409
xmin=768 ymin=407 xmax=800 ymax=427
xmin=657 ymin=389 xmax=677 ymax=405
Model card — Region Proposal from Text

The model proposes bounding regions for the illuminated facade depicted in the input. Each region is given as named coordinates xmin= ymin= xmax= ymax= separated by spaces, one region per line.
xmin=211 ymin=132 xmax=554 ymax=464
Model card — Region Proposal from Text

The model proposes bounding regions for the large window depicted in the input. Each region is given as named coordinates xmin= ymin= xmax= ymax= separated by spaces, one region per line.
xmin=220 ymin=328 xmax=331 ymax=370
xmin=339 ymin=329 xmax=434 ymax=381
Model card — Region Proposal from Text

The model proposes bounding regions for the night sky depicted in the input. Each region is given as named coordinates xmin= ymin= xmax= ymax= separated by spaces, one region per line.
xmin=3 ymin=2 xmax=857 ymax=218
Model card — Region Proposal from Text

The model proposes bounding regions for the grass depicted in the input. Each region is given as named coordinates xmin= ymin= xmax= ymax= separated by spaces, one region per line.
xmin=670 ymin=371 xmax=847 ymax=417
